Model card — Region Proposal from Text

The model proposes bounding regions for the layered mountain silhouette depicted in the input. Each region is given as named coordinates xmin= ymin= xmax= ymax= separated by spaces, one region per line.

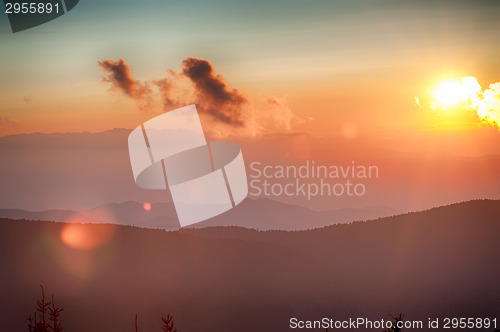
xmin=0 ymin=198 xmax=400 ymax=231
xmin=0 ymin=199 xmax=499 ymax=331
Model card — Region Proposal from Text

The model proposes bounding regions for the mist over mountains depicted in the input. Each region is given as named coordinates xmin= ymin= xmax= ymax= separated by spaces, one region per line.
xmin=0 ymin=198 xmax=400 ymax=231
xmin=1 ymin=129 xmax=500 ymax=213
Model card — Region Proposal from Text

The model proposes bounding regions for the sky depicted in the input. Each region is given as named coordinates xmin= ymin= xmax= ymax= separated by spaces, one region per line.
xmin=1 ymin=0 xmax=500 ymax=140
xmin=1 ymin=0 xmax=500 ymax=213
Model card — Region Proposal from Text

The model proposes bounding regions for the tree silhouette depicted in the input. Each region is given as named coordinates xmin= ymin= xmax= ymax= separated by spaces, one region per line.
xmin=48 ymin=294 xmax=63 ymax=332
xmin=28 ymin=285 xmax=64 ymax=332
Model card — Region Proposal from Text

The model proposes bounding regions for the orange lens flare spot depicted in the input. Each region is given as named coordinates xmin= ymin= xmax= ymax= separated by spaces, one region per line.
xmin=60 ymin=223 xmax=114 ymax=251
xmin=143 ymin=202 xmax=152 ymax=211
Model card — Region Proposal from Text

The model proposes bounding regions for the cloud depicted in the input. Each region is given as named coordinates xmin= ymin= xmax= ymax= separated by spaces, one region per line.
xmin=264 ymin=96 xmax=293 ymax=130
xmin=153 ymin=57 xmax=247 ymax=127
xmin=181 ymin=57 xmax=246 ymax=126
xmin=99 ymin=57 xmax=296 ymax=136
xmin=414 ymin=96 xmax=421 ymax=108
xmin=476 ymin=82 xmax=500 ymax=129
xmin=153 ymin=69 xmax=193 ymax=112
xmin=98 ymin=58 xmax=151 ymax=110
xmin=23 ymin=95 xmax=33 ymax=104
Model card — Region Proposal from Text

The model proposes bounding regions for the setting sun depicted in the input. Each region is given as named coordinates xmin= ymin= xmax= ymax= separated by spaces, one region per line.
xmin=432 ymin=77 xmax=482 ymax=109
xmin=434 ymin=81 xmax=463 ymax=107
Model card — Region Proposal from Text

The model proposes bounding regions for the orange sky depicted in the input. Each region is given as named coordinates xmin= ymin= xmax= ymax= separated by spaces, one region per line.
xmin=1 ymin=1 xmax=500 ymax=157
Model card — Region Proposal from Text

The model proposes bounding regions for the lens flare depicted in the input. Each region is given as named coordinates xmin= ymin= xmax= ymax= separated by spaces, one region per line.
xmin=60 ymin=223 xmax=115 ymax=251
xmin=143 ymin=202 xmax=152 ymax=211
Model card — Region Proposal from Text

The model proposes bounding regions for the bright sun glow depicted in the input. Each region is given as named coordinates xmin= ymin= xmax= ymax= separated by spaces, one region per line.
xmin=423 ymin=76 xmax=500 ymax=130
xmin=435 ymin=81 xmax=463 ymax=107
xmin=432 ymin=77 xmax=482 ymax=109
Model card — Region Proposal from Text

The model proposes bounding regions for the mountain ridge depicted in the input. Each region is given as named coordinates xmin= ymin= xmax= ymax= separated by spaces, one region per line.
xmin=0 ymin=199 xmax=499 ymax=331
xmin=0 ymin=197 xmax=401 ymax=231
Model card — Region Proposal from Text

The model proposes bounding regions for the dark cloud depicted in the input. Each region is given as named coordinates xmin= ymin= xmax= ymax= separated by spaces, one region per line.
xmin=151 ymin=57 xmax=247 ymax=126
xmin=98 ymin=58 xmax=151 ymax=108
xmin=182 ymin=57 xmax=245 ymax=105
xmin=98 ymin=57 xmax=295 ymax=133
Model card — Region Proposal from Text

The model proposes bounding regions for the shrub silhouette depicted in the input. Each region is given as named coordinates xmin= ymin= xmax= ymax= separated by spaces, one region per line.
xmin=134 ymin=313 xmax=178 ymax=331
xmin=161 ymin=314 xmax=177 ymax=332
xmin=28 ymin=285 xmax=64 ymax=332
xmin=27 ymin=285 xmax=179 ymax=331
xmin=383 ymin=314 xmax=405 ymax=332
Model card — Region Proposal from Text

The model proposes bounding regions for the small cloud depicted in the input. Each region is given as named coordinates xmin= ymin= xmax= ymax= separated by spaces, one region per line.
xmin=98 ymin=58 xmax=152 ymax=111
xmin=153 ymin=69 xmax=190 ymax=111
xmin=414 ymin=96 xmax=421 ymax=108
xmin=476 ymin=82 xmax=500 ymax=129
xmin=23 ymin=95 xmax=34 ymax=104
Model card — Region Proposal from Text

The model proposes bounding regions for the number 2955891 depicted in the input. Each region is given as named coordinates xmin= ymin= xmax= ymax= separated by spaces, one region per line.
xmin=5 ymin=2 xmax=60 ymax=14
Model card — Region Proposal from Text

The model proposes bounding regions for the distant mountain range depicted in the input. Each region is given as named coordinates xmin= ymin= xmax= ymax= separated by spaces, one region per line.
xmin=0 ymin=199 xmax=498 ymax=332
xmin=2 ymin=129 xmax=500 ymax=214
xmin=0 ymin=197 xmax=400 ymax=230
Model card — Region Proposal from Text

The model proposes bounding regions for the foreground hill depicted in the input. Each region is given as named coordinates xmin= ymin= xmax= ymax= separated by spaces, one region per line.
xmin=0 ymin=200 xmax=499 ymax=331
